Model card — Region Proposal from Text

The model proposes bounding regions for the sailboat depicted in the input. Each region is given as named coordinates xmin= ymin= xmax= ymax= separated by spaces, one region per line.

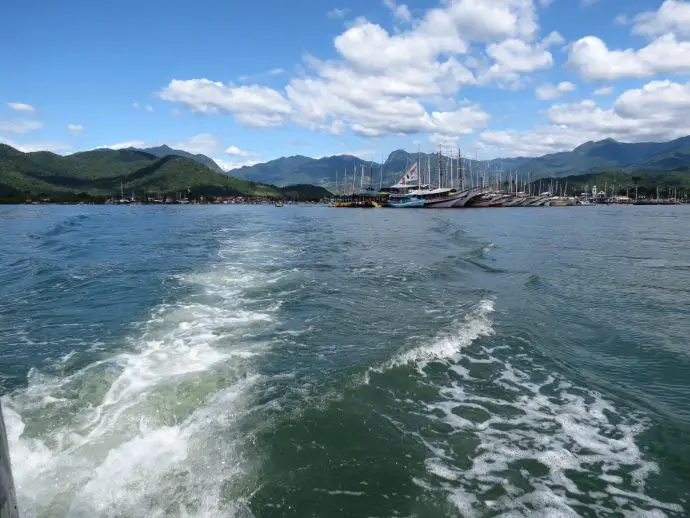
xmin=383 ymin=151 xmax=468 ymax=208
xmin=386 ymin=161 xmax=425 ymax=207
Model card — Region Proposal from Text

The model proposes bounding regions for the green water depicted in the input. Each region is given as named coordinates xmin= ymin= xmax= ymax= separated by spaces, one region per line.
xmin=1 ymin=204 xmax=688 ymax=517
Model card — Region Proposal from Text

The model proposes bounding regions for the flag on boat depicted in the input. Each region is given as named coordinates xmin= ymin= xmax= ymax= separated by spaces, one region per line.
xmin=399 ymin=162 xmax=418 ymax=184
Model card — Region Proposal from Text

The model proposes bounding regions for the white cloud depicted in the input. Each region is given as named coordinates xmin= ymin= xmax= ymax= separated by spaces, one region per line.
xmin=327 ymin=7 xmax=350 ymax=19
xmin=541 ymin=30 xmax=564 ymax=47
xmin=170 ymin=133 xmax=220 ymax=156
xmin=383 ymin=0 xmax=412 ymax=23
xmin=132 ymin=102 xmax=140 ymax=109
xmin=535 ymin=81 xmax=576 ymax=100
xmin=481 ymin=38 xmax=553 ymax=86
xmin=225 ymin=145 xmax=253 ymax=157
xmin=538 ymin=0 xmax=553 ymax=6
xmin=481 ymin=79 xmax=690 ymax=156
xmin=214 ymin=158 xmax=262 ymax=171
xmin=8 ymin=102 xmax=35 ymax=113
xmin=0 ymin=119 xmax=43 ymax=134
xmin=282 ymin=0 xmax=540 ymax=138
xmin=67 ymin=123 xmax=84 ymax=134
xmin=0 ymin=136 xmax=71 ymax=154
xmin=567 ymin=33 xmax=690 ymax=81
xmin=633 ymin=0 xmax=690 ymax=39
xmin=145 ymin=104 xmax=154 ymax=112
xmin=104 ymin=140 xmax=146 ymax=150
xmin=158 ymin=0 xmax=542 ymax=141
xmin=159 ymin=79 xmax=292 ymax=127
xmin=593 ymin=85 xmax=614 ymax=95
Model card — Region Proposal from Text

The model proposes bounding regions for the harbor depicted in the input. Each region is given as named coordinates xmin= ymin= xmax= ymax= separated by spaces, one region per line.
xmin=328 ymin=151 xmax=689 ymax=208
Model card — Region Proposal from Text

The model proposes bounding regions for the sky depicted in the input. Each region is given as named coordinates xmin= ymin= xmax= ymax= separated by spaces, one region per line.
xmin=3 ymin=0 xmax=690 ymax=170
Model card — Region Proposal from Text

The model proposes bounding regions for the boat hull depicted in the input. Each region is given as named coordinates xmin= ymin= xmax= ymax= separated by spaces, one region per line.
xmin=388 ymin=199 xmax=426 ymax=208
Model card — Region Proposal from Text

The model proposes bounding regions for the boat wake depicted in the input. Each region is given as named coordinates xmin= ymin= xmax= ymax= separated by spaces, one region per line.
xmin=366 ymin=300 xmax=684 ymax=517
xmin=2 ymin=231 xmax=294 ymax=518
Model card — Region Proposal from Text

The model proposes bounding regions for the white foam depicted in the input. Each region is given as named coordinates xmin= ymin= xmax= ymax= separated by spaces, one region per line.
xmin=3 ymin=234 xmax=293 ymax=517
xmin=365 ymin=300 xmax=495 ymax=384
xmin=406 ymin=330 xmax=684 ymax=516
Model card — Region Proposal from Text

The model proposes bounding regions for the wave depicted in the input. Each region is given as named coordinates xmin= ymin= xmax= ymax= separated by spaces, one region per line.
xmin=410 ymin=338 xmax=683 ymax=516
xmin=363 ymin=299 xmax=495 ymax=384
xmin=361 ymin=297 xmax=683 ymax=516
xmin=2 ymin=231 xmax=293 ymax=517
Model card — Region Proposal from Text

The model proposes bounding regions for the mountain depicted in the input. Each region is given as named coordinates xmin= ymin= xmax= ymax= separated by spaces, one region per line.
xmin=129 ymin=144 xmax=224 ymax=173
xmin=229 ymin=136 xmax=690 ymax=187
xmin=0 ymin=144 xmax=330 ymax=201
xmin=517 ymin=136 xmax=690 ymax=178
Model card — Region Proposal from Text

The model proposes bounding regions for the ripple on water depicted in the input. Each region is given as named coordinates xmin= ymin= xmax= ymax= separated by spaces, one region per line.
xmin=2 ymin=232 xmax=297 ymax=518
xmin=367 ymin=301 xmax=684 ymax=517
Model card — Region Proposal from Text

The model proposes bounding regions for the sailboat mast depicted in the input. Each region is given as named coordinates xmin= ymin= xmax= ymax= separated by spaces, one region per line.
xmin=379 ymin=153 xmax=383 ymax=191
xmin=450 ymin=150 xmax=454 ymax=190
xmin=417 ymin=150 xmax=421 ymax=191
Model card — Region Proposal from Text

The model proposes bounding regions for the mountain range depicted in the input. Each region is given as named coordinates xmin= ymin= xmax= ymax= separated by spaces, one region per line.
xmin=224 ymin=136 xmax=690 ymax=187
xmin=0 ymin=145 xmax=329 ymax=201
xmin=128 ymin=144 xmax=225 ymax=173
xmin=3 ymin=135 xmax=689 ymax=202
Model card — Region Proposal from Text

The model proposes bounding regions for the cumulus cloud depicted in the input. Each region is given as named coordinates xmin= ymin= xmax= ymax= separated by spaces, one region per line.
xmin=479 ymin=38 xmax=554 ymax=86
xmin=67 ymin=123 xmax=84 ymax=134
xmin=567 ymin=33 xmax=690 ymax=81
xmin=482 ymin=79 xmax=690 ymax=156
xmin=8 ymin=102 xmax=35 ymax=113
xmin=225 ymin=145 xmax=253 ymax=157
xmin=159 ymin=79 xmax=292 ymax=127
xmin=632 ymin=0 xmax=690 ymax=39
xmin=535 ymin=81 xmax=576 ymax=100
xmin=158 ymin=1 xmax=550 ymax=144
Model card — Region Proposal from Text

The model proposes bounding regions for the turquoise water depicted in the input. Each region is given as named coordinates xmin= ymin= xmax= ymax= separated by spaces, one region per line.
xmin=1 ymin=204 xmax=689 ymax=517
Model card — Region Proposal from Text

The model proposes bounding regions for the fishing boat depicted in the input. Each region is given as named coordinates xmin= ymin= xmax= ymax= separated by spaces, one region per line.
xmin=274 ymin=200 xmax=284 ymax=207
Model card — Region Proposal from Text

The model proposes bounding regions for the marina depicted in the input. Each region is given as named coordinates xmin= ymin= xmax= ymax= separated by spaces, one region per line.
xmin=329 ymin=150 xmax=689 ymax=208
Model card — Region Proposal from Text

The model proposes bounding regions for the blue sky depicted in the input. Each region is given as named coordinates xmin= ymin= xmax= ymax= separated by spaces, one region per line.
xmin=3 ymin=0 xmax=690 ymax=169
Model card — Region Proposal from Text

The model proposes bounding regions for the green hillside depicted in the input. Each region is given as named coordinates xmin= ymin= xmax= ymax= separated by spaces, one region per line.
xmin=133 ymin=145 xmax=224 ymax=173
xmin=529 ymin=169 xmax=690 ymax=197
xmin=0 ymin=144 xmax=330 ymax=202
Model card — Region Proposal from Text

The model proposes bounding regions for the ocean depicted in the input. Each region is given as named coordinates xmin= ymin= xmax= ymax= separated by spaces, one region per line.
xmin=1 ymin=204 xmax=689 ymax=517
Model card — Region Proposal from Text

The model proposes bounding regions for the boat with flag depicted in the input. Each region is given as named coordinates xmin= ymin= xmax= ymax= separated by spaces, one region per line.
xmin=383 ymin=154 xmax=466 ymax=208
xmin=385 ymin=162 xmax=426 ymax=207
